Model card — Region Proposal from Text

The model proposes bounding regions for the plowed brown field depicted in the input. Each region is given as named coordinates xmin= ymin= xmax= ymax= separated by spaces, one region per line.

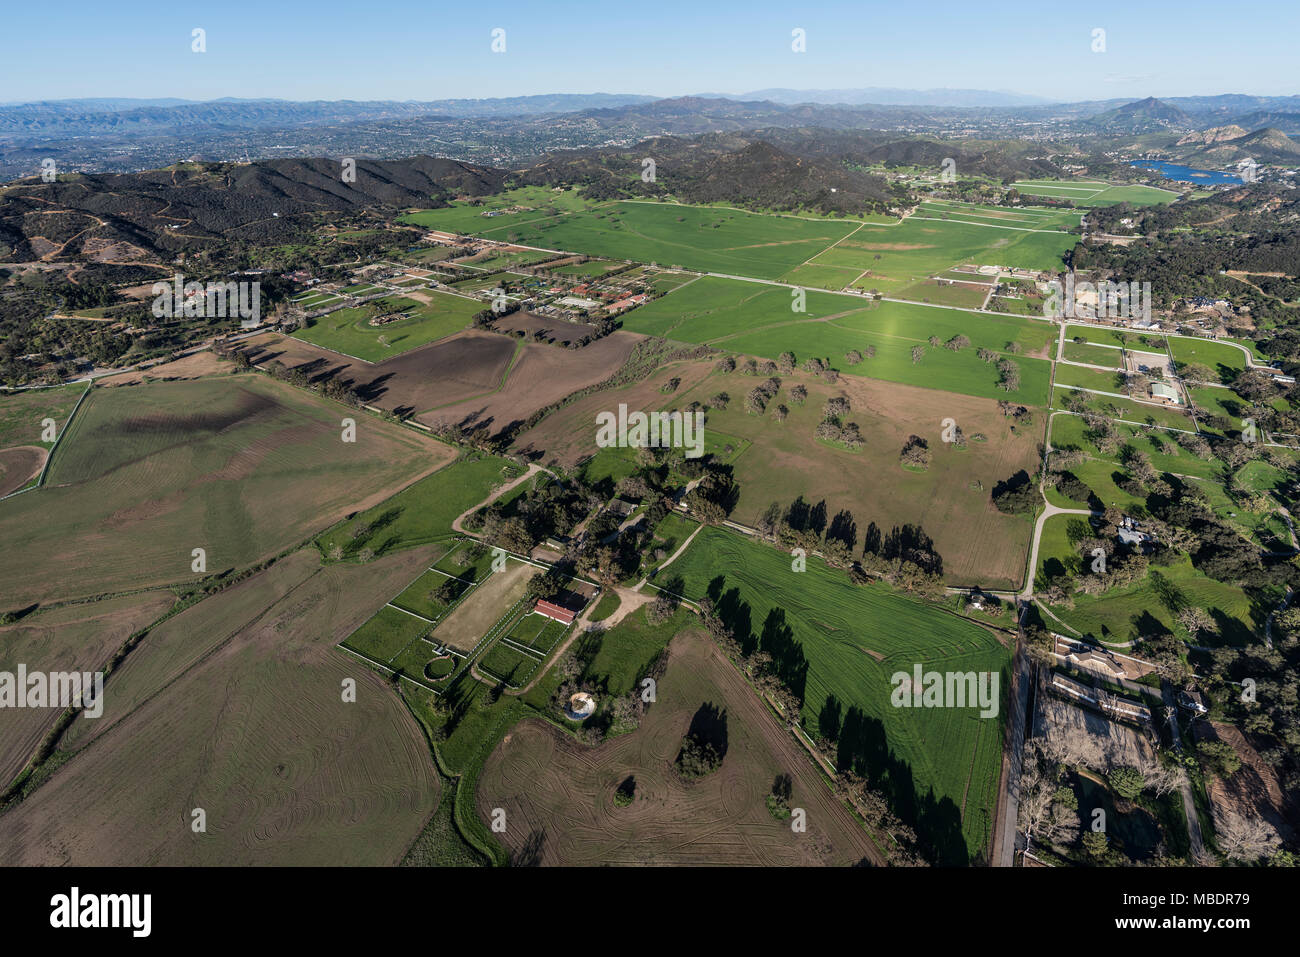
xmin=0 ymin=546 xmax=441 ymax=865
xmin=476 ymin=630 xmax=882 ymax=866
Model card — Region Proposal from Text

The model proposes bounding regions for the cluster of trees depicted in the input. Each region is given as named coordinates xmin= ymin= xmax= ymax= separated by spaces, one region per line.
xmin=1148 ymin=479 xmax=1289 ymax=589
xmin=991 ymin=470 xmax=1038 ymax=515
xmin=696 ymin=597 xmax=804 ymax=724
xmin=997 ymin=399 xmax=1030 ymax=421
xmin=754 ymin=496 xmax=860 ymax=569
xmin=996 ymin=357 xmax=1021 ymax=392
xmin=1017 ymin=737 xmax=1186 ymax=866
xmin=1039 ymin=514 xmax=1151 ymax=607
xmin=853 ymin=522 xmax=945 ymax=596
xmin=815 ymin=394 xmax=863 ymax=449
xmin=1072 ymin=185 xmax=1300 ymax=327
xmin=1201 ymin=606 xmax=1300 ymax=846
xmin=258 ymin=355 xmax=363 ymax=408
xmin=674 ymin=702 xmax=729 ymax=778
xmin=754 ymin=498 xmax=944 ymax=596
xmin=546 ymin=631 xmax=608 ymax=747
xmin=899 ymin=435 xmax=931 ymax=470
xmin=478 ymin=477 xmax=597 ymax=555
xmin=745 ymin=376 xmax=782 ymax=415
xmin=720 ymin=349 xmax=845 ymax=386
xmin=474 ymin=306 xmax=621 ymax=350
xmin=830 ymin=770 xmax=929 ymax=866
xmin=683 ymin=468 xmax=738 ymax=525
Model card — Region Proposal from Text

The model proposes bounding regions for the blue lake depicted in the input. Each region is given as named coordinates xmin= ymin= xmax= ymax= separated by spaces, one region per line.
xmin=1130 ymin=160 xmax=1243 ymax=184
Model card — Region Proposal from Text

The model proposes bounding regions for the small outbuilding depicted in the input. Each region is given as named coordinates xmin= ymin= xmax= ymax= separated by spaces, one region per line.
xmin=534 ymin=599 xmax=576 ymax=625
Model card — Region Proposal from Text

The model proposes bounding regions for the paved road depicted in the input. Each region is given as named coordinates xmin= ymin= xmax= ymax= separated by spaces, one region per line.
xmin=1020 ymin=502 xmax=1096 ymax=600
xmin=1160 ymin=681 xmax=1206 ymax=861
xmin=993 ymin=618 xmax=1032 ymax=866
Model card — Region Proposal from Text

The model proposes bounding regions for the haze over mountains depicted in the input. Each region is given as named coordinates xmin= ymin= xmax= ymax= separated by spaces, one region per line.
xmin=2 ymin=90 xmax=1299 ymax=181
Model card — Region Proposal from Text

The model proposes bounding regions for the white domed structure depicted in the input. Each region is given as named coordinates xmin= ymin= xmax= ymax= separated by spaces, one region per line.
xmin=564 ymin=692 xmax=596 ymax=721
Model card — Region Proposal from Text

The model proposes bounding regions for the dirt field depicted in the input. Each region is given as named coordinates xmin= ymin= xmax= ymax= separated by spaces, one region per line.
xmin=476 ymin=630 xmax=882 ymax=866
xmin=239 ymin=330 xmax=518 ymax=418
xmin=1124 ymin=350 xmax=1174 ymax=377
xmin=491 ymin=312 xmax=601 ymax=344
xmin=0 ymin=546 xmax=442 ymax=865
xmin=432 ymin=559 xmax=534 ymax=652
xmin=0 ymin=590 xmax=176 ymax=791
xmin=512 ymin=357 xmax=717 ymax=465
xmin=0 ymin=445 xmax=44 ymax=496
xmin=1194 ymin=721 xmax=1295 ymax=842
xmin=100 ymin=350 xmax=233 ymax=387
xmin=0 ymin=375 xmax=456 ymax=607
xmin=416 ymin=331 xmax=642 ymax=438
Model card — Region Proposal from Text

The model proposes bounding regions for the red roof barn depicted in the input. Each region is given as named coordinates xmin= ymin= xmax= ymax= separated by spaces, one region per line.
xmin=534 ymin=599 xmax=576 ymax=625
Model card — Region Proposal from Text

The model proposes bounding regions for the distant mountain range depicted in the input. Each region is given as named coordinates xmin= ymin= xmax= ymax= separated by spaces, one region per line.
xmin=0 ymin=127 xmax=1072 ymax=263
xmin=724 ymin=88 xmax=1054 ymax=107
xmin=1086 ymin=96 xmax=1196 ymax=133
xmin=3 ymin=91 xmax=1299 ymax=182
xmin=1078 ymin=96 xmax=1300 ymax=160
xmin=0 ymin=94 xmax=668 ymax=137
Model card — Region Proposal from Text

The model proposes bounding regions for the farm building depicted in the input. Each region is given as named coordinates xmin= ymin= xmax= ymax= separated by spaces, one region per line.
xmin=534 ymin=599 xmax=577 ymax=625
xmin=1148 ymin=381 xmax=1182 ymax=405
xmin=606 ymin=497 xmax=637 ymax=518
xmin=1071 ymin=649 xmax=1126 ymax=680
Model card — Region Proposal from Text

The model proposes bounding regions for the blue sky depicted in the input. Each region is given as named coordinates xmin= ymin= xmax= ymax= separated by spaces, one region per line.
xmin=2 ymin=0 xmax=1295 ymax=104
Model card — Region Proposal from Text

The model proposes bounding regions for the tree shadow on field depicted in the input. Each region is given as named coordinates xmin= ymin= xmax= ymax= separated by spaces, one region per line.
xmin=1130 ymin=610 xmax=1172 ymax=640
xmin=808 ymin=499 xmax=828 ymax=538
xmin=827 ymin=510 xmax=858 ymax=552
xmin=880 ymin=523 xmax=944 ymax=576
xmin=830 ymin=705 xmax=969 ymax=866
xmin=353 ymin=372 xmax=393 ymax=403
xmin=991 ymin=469 xmax=1032 ymax=499
xmin=684 ymin=702 xmax=729 ymax=761
xmin=616 ymin=775 xmax=636 ymax=803
xmin=0 ymin=603 xmax=39 ymax=624
xmin=574 ymin=629 xmax=606 ymax=685
xmin=658 ymin=575 xmax=686 ymax=604
xmin=758 ymin=608 xmax=807 ymax=705
xmin=706 ymin=577 xmax=754 ymax=655
xmin=293 ymin=357 xmax=335 ymax=384
xmin=370 ymin=507 xmax=402 ymax=534
xmin=785 ymin=496 xmax=811 ymax=533
xmin=1210 ymin=606 xmax=1254 ymax=648
xmin=863 ymin=522 xmax=882 ymax=557
xmin=818 ymin=694 xmax=843 ymax=744
xmin=1149 ymin=569 xmax=1188 ymax=615
xmin=511 ymin=829 xmax=546 ymax=867
xmin=441 ymin=671 xmax=483 ymax=737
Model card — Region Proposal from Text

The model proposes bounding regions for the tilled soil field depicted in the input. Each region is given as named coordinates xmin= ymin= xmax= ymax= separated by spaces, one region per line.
xmin=475 ymin=630 xmax=882 ymax=866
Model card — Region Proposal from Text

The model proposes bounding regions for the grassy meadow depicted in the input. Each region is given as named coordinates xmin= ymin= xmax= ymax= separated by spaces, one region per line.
xmin=662 ymin=526 xmax=1010 ymax=862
